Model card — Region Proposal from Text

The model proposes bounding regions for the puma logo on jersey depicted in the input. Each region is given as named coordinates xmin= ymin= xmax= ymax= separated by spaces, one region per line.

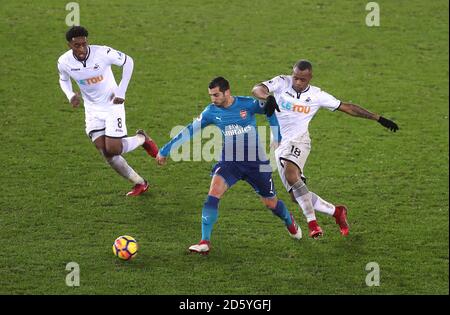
xmin=78 ymin=75 xmax=104 ymax=85
xmin=280 ymin=101 xmax=311 ymax=114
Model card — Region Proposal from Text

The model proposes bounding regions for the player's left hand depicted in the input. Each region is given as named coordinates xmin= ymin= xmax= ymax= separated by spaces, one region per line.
xmin=113 ymin=97 xmax=125 ymax=104
xmin=265 ymin=95 xmax=280 ymax=117
xmin=156 ymin=153 xmax=167 ymax=166
xmin=378 ymin=116 xmax=399 ymax=132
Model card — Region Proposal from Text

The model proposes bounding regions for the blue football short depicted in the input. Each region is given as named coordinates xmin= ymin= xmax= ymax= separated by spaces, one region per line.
xmin=210 ymin=160 xmax=276 ymax=198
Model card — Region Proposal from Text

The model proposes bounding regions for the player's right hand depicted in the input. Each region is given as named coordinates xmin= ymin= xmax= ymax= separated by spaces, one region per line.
xmin=70 ymin=92 xmax=81 ymax=108
xmin=156 ymin=153 xmax=167 ymax=166
xmin=378 ymin=116 xmax=399 ymax=132
xmin=265 ymin=95 xmax=280 ymax=117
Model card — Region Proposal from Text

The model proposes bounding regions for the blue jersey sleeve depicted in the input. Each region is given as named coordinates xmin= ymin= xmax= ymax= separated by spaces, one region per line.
xmin=266 ymin=113 xmax=282 ymax=143
xmin=250 ymin=98 xmax=266 ymax=115
xmin=159 ymin=108 xmax=212 ymax=157
xmin=248 ymin=97 xmax=280 ymax=140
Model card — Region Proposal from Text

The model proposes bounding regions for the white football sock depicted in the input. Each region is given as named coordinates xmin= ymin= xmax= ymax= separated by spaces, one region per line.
xmin=121 ymin=135 xmax=145 ymax=154
xmin=291 ymin=180 xmax=316 ymax=222
xmin=106 ymin=155 xmax=145 ymax=185
xmin=310 ymin=192 xmax=336 ymax=216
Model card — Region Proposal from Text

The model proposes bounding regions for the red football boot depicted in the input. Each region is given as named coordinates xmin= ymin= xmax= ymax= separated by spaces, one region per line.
xmin=287 ymin=213 xmax=302 ymax=240
xmin=333 ymin=205 xmax=349 ymax=236
xmin=126 ymin=180 xmax=149 ymax=196
xmin=137 ymin=129 xmax=159 ymax=158
xmin=308 ymin=220 xmax=323 ymax=239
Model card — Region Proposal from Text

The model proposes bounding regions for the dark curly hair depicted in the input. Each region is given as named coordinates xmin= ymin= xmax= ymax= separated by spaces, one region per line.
xmin=208 ymin=77 xmax=230 ymax=92
xmin=293 ymin=59 xmax=312 ymax=71
xmin=66 ymin=26 xmax=88 ymax=42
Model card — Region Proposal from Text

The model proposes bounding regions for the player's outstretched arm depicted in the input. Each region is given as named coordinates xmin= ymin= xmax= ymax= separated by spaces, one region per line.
xmin=156 ymin=111 xmax=212 ymax=165
xmin=337 ymin=102 xmax=399 ymax=132
xmin=337 ymin=102 xmax=379 ymax=120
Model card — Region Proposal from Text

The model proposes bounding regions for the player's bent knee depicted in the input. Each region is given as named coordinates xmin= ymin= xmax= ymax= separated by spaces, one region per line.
xmin=208 ymin=176 xmax=228 ymax=198
xmin=102 ymin=151 xmax=115 ymax=160
xmin=286 ymin=174 xmax=300 ymax=186
xmin=262 ymin=197 xmax=278 ymax=209
xmin=93 ymin=139 xmax=106 ymax=152
xmin=94 ymin=143 xmax=105 ymax=152
xmin=105 ymin=137 xmax=123 ymax=155
xmin=104 ymin=149 xmax=119 ymax=156
xmin=208 ymin=186 xmax=224 ymax=199
xmin=104 ymin=144 xmax=122 ymax=156
xmin=208 ymin=180 xmax=225 ymax=197
xmin=285 ymin=169 xmax=301 ymax=186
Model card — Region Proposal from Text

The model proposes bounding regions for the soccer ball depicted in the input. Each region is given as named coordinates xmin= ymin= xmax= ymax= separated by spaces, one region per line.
xmin=112 ymin=235 xmax=138 ymax=261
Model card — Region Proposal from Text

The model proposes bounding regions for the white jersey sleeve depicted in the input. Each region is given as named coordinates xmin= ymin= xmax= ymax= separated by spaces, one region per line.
xmin=317 ymin=89 xmax=341 ymax=111
xmin=262 ymin=75 xmax=289 ymax=94
xmin=57 ymin=61 xmax=70 ymax=81
xmin=102 ymin=46 xmax=127 ymax=67
xmin=114 ymin=55 xmax=134 ymax=99
xmin=57 ymin=61 xmax=75 ymax=101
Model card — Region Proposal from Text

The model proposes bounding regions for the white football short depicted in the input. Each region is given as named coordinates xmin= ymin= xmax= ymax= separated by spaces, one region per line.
xmin=275 ymin=135 xmax=311 ymax=192
xmin=85 ymin=104 xmax=128 ymax=142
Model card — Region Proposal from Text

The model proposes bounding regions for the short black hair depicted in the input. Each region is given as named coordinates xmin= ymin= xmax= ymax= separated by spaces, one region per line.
xmin=208 ymin=77 xmax=230 ymax=92
xmin=66 ymin=26 xmax=88 ymax=42
xmin=293 ymin=59 xmax=313 ymax=71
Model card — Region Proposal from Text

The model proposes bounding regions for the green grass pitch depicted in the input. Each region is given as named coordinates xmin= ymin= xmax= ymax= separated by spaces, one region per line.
xmin=0 ymin=0 xmax=448 ymax=294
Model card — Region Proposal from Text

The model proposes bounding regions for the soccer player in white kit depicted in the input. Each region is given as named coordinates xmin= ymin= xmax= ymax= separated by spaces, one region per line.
xmin=252 ymin=60 xmax=399 ymax=238
xmin=57 ymin=26 xmax=159 ymax=196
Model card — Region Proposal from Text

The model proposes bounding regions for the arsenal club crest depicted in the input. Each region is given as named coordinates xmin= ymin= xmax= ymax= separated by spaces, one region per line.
xmin=240 ymin=110 xmax=247 ymax=119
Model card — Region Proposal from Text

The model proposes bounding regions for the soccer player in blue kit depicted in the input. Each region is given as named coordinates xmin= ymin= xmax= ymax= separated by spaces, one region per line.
xmin=156 ymin=77 xmax=302 ymax=255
